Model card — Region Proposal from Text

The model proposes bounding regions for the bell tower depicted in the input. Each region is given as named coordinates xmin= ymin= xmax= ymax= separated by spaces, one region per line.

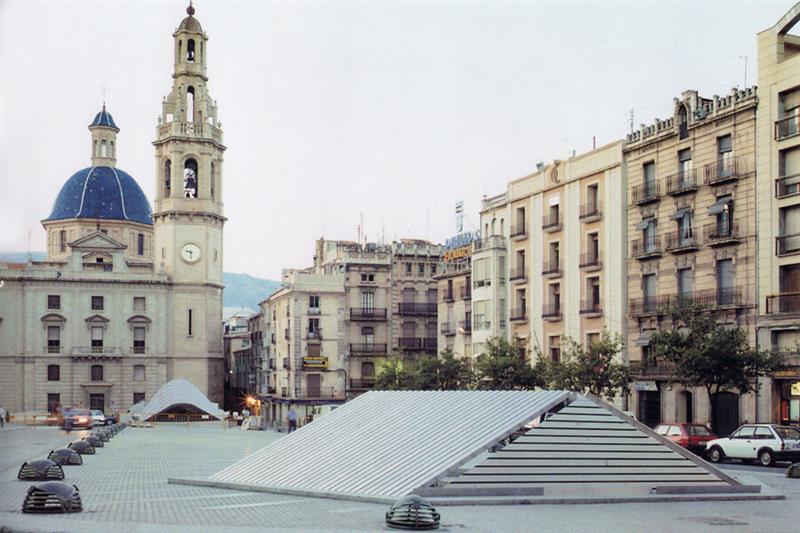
xmin=152 ymin=2 xmax=225 ymax=398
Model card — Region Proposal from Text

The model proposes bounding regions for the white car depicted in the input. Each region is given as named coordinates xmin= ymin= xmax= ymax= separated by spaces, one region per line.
xmin=706 ymin=424 xmax=800 ymax=467
xmin=90 ymin=410 xmax=106 ymax=426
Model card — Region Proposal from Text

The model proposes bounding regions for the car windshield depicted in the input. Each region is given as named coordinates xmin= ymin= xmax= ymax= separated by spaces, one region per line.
xmin=689 ymin=425 xmax=712 ymax=436
xmin=91 ymin=410 xmax=104 ymax=416
xmin=775 ymin=426 xmax=800 ymax=440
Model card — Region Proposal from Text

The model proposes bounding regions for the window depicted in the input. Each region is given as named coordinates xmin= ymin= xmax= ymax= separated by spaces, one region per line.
xmin=446 ymin=279 xmax=454 ymax=300
xmin=548 ymin=203 xmax=560 ymax=226
xmin=360 ymin=273 xmax=374 ymax=282
xmin=643 ymin=162 xmax=656 ymax=197
xmin=47 ymin=393 xmax=60 ymax=414
xmin=187 ymin=38 xmax=195 ymax=61
xmin=732 ymin=426 xmax=755 ymax=439
xmin=677 ymin=104 xmax=688 ymax=139
xmin=587 ymin=276 xmax=600 ymax=306
xmin=59 ymin=230 xmax=67 ymax=253
xmin=779 ymin=147 xmax=800 ymax=197
xmin=717 ymin=259 xmax=734 ymax=304
xmin=309 ymin=295 xmax=320 ymax=309
xmin=48 ymin=295 xmax=60 ymax=310
xmin=47 ymin=326 xmax=60 ymax=353
xmin=678 ymin=210 xmax=693 ymax=245
xmin=717 ymin=135 xmax=732 ymax=177
xmin=362 ymin=361 xmax=375 ymax=378
xmin=137 ymin=233 xmax=145 ymax=256
xmin=548 ymin=241 xmax=560 ymax=270
xmin=643 ymin=218 xmax=657 ymax=252
xmin=91 ymin=365 xmax=104 ymax=382
xmin=133 ymin=296 xmax=146 ymax=311
xmin=47 ymin=364 xmax=60 ymax=381
xmin=307 ymin=343 xmax=321 ymax=356
xmin=549 ymin=335 xmax=560 ymax=362
xmin=133 ymin=392 xmax=146 ymax=404
xmin=405 ymin=262 xmax=412 ymax=275
xmin=587 ymin=183 xmax=599 ymax=211
xmin=779 ymin=205 xmax=800 ymax=254
xmin=210 ymin=162 xmax=216 ymax=199
xmin=643 ymin=273 xmax=656 ymax=310
xmin=587 ymin=233 xmax=599 ymax=262
xmin=164 ymin=159 xmax=172 ymax=196
xmin=402 ymin=287 xmax=415 ymax=303
xmin=91 ymin=296 xmax=104 ymax=310
xmin=418 ymin=263 xmax=425 ymax=275
xmin=430 ymin=263 xmax=437 ymax=275
xmin=184 ymin=158 xmax=198 ymax=198
xmin=361 ymin=291 xmax=374 ymax=309
xmin=677 ymin=268 xmax=694 ymax=302
xmin=586 ymin=332 xmax=600 ymax=347
xmin=188 ymin=308 xmax=193 ymax=336
xmin=754 ymin=426 xmax=773 ymax=440
xmin=133 ymin=364 xmax=145 ymax=382
xmin=91 ymin=326 xmax=103 ymax=352
xmin=308 ymin=318 xmax=320 ymax=333
xmin=548 ymin=283 xmax=560 ymax=313
xmin=678 ymin=148 xmax=692 ymax=183
xmin=427 ymin=288 xmax=437 ymax=303
xmin=133 ymin=327 xmax=146 ymax=353
xmin=667 ymin=425 xmax=682 ymax=437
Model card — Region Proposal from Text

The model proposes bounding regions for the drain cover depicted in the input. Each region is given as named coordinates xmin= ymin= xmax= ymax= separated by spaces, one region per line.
xmin=22 ymin=482 xmax=82 ymax=513
xmin=386 ymin=495 xmax=440 ymax=530
xmin=18 ymin=460 xmax=65 ymax=481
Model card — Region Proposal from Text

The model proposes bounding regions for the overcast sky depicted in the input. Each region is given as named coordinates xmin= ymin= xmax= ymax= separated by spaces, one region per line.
xmin=0 ymin=0 xmax=792 ymax=280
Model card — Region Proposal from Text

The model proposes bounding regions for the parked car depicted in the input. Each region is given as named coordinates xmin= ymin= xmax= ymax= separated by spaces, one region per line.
xmin=90 ymin=410 xmax=106 ymax=426
xmin=61 ymin=408 xmax=92 ymax=430
xmin=654 ymin=423 xmax=717 ymax=454
xmin=104 ymin=412 xmax=118 ymax=425
xmin=706 ymin=424 xmax=800 ymax=467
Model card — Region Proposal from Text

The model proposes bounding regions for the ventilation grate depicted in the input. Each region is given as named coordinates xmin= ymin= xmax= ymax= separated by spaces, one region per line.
xmin=18 ymin=460 xmax=65 ymax=481
xmin=386 ymin=495 xmax=440 ymax=530
xmin=68 ymin=441 xmax=95 ymax=455
xmin=22 ymin=482 xmax=82 ymax=514
xmin=48 ymin=449 xmax=83 ymax=466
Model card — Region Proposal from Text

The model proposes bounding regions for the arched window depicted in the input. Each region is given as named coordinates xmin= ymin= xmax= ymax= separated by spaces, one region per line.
xmin=677 ymin=104 xmax=688 ymax=140
xmin=187 ymin=39 xmax=195 ymax=62
xmin=187 ymin=86 xmax=195 ymax=123
xmin=178 ymin=40 xmax=182 ymax=61
xmin=164 ymin=159 xmax=172 ymax=196
xmin=210 ymin=162 xmax=215 ymax=199
xmin=362 ymin=361 xmax=375 ymax=378
xmin=491 ymin=219 xmax=496 ymax=235
xmin=100 ymin=140 xmax=108 ymax=157
xmin=184 ymin=158 xmax=198 ymax=198
xmin=500 ymin=218 xmax=504 ymax=235
xmin=361 ymin=326 xmax=374 ymax=345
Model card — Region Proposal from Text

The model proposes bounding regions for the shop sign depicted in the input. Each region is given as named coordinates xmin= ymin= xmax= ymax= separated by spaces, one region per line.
xmin=792 ymin=382 xmax=800 ymax=396
xmin=633 ymin=380 xmax=658 ymax=391
xmin=443 ymin=246 xmax=471 ymax=262
xmin=443 ymin=231 xmax=480 ymax=262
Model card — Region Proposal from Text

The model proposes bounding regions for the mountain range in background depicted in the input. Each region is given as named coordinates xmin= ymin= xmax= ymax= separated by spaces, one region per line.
xmin=0 ymin=252 xmax=280 ymax=320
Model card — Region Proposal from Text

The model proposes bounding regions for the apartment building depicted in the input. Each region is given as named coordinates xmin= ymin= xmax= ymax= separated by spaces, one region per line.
xmin=756 ymin=4 xmax=800 ymax=426
xmin=478 ymin=143 xmax=627 ymax=364
xmin=392 ymin=240 xmax=444 ymax=360
xmin=222 ymin=311 xmax=253 ymax=411
xmin=436 ymin=239 xmax=473 ymax=360
xmin=261 ymin=270 xmax=346 ymax=428
xmin=473 ymin=197 xmax=510 ymax=355
xmin=625 ymin=88 xmax=758 ymax=434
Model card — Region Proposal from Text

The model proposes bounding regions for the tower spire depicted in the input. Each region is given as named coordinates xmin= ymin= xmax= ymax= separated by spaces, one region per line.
xmin=187 ymin=1 xmax=195 ymax=16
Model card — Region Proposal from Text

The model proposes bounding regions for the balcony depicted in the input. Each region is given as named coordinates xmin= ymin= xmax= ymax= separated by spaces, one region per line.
xmin=423 ymin=337 xmax=438 ymax=350
xmin=71 ymin=346 xmax=122 ymax=357
xmin=302 ymin=356 xmax=328 ymax=369
xmin=776 ymin=233 xmax=800 ymax=256
xmin=350 ymin=308 xmax=387 ymax=321
xmin=542 ymin=303 xmax=562 ymax=321
xmin=398 ymin=337 xmax=423 ymax=349
xmin=509 ymin=266 xmax=527 ymax=284
xmin=704 ymin=156 xmax=747 ymax=186
xmin=510 ymin=222 xmax=527 ymax=240
xmin=665 ymin=170 xmax=698 ymax=195
xmin=282 ymin=358 xmax=291 ymax=369
xmin=579 ymin=201 xmax=602 ymax=222
xmin=628 ymin=360 xmax=677 ymax=379
xmin=664 ymin=230 xmax=699 ymax=253
xmin=397 ymin=302 xmax=437 ymax=316
xmin=776 ymin=174 xmax=800 ymax=199
xmin=460 ymin=286 xmax=471 ymax=300
xmin=631 ymin=236 xmax=663 ymax=259
xmin=349 ymin=379 xmax=376 ymax=391
xmin=776 ymin=114 xmax=800 ymax=141
xmin=297 ymin=387 xmax=343 ymax=400
xmin=306 ymin=329 xmax=323 ymax=341
xmin=542 ymin=260 xmax=562 ymax=278
xmin=580 ymin=299 xmax=603 ymax=316
xmin=458 ymin=319 xmax=472 ymax=334
xmin=703 ymin=221 xmax=741 ymax=246
xmin=349 ymin=343 xmax=388 ymax=356
xmin=542 ymin=214 xmax=562 ymax=232
xmin=692 ymin=287 xmax=745 ymax=309
xmin=441 ymin=322 xmax=456 ymax=336
xmin=766 ymin=292 xmax=800 ymax=314
xmin=131 ymin=345 xmax=148 ymax=355
xmin=509 ymin=307 xmax=527 ymax=322
xmin=628 ymin=295 xmax=673 ymax=317
xmin=472 ymin=235 xmax=506 ymax=252
xmin=45 ymin=345 xmax=61 ymax=354
xmin=284 ymin=328 xmax=289 ymax=340
xmin=631 ymin=181 xmax=660 ymax=205
xmin=579 ymin=252 xmax=602 ymax=271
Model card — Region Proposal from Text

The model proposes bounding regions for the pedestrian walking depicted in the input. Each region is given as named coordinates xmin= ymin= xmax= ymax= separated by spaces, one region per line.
xmin=0 ymin=405 xmax=5 ymax=428
xmin=287 ymin=406 xmax=297 ymax=433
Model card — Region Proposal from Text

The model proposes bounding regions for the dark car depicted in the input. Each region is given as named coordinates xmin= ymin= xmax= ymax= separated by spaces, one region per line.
xmin=61 ymin=408 xmax=92 ymax=430
xmin=655 ymin=422 xmax=717 ymax=454
xmin=104 ymin=412 xmax=118 ymax=425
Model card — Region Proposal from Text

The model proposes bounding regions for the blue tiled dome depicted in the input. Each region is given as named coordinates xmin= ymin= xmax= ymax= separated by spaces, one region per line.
xmin=47 ymin=166 xmax=152 ymax=225
xmin=90 ymin=109 xmax=118 ymax=130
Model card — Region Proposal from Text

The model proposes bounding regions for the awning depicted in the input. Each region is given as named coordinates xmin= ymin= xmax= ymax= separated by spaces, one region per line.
xmin=708 ymin=196 xmax=731 ymax=215
xmin=634 ymin=330 xmax=655 ymax=346
xmin=635 ymin=217 xmax=654 ymax=230
xmin=633 ymin=380 xmax=658 ymax=392
xmin=669 ymin=206 xmax=691 ymax=220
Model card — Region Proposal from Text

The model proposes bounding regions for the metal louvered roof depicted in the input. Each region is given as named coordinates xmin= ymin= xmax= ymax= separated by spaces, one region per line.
xmin=142 ymin=379 xmax=226 ymax=420
xmin=210 ymin=390 xmax=569 ymax=500
xmin=448 ymin=395 xmax=738 ymax=495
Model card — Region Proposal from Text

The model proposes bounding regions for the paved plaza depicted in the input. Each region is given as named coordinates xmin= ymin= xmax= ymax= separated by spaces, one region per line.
xmin=0 ymin=424 xmax=799 ymax=532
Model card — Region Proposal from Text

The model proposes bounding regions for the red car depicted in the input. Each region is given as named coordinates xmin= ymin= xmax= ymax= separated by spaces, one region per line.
xmin=655 ymin=423 xmax=717 ymax=454
xmin=61 ymin=408 xmax=92 ymax=430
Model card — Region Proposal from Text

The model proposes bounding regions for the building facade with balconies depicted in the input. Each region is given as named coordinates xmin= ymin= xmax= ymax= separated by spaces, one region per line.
xmin=473 ymin=198 xmax=510 ymax=354
xmin=435 ymin=258 xmax=472 ymax=360
xmin=756 ymin=3 xmax=800 ymax=426
xmin=625 ymin=88 xmax=758 ymax=433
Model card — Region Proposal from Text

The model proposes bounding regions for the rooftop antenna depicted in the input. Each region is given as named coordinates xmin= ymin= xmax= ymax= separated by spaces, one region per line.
xmin=739 ymin=55 xmax=748 ymax=87
xmin=629 ymin=108 xmax=635 ymax=133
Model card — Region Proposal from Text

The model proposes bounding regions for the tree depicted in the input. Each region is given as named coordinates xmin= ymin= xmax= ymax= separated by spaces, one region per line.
xmin=651 ymin=303 xmax=785 ymax=429
xmin=373 ymin=359 xmax=417 ymax=390
xmin=546 ymin=330 xmax=630 ymax=400
xmin=414 ymin=349 xmax=477 ymax=390
xmin=475 ymin=337 xmax=547 ymax=390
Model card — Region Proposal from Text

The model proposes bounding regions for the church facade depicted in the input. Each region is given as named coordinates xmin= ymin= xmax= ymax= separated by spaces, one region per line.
xmin=0 ymin=5 xmax=226 ymax=414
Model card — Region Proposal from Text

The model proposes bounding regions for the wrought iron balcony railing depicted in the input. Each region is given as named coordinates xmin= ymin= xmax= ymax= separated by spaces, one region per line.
xmin=766 ymin=292 xmax=800 ymax=314
xmin=349 ymin=343 xmax=388 ymax=355
xmin=509 ymin=307 xmax=527 ymax=322
xmin=397 ymin=302 xmax=437 ymax=316
xmin=664 ymin=230 xmax=698 ymax=253
xmin=776 ymin=114 xmax=800 ymax=140
xmin=541 ymin=303 xmax=562 ymax=320
xmin=579 ymin=252 xmax=602 ymax=269
xmin=579 ymin=201 xmax=602 ymax=220
xmin=579 ymin=299 xmax=603 ymax=315
xmin=631 ymin=236 xmax=663 ymax=258
xmin=631 ymin=181 xmax=660 ymax=205
xmin=776 ymin=233 xmax=800 ymax=256
xmin=350 ymin=308 xmax=387 ymax=321
xmin=776 ymin=173 xmax=800 ymax=199
xmin=509 ymin=221 xmax=527 ymax=239
xmin=704 ymin=156 xmax=747 ymax=186
xmin=665 ymin=170 xmax=698 ymax=195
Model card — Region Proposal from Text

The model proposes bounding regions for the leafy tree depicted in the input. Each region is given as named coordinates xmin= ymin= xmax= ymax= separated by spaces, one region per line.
xmin=545 ymin=330 xmax=630 ymax=400
xmin=475 ymin=337 xmax=547 ymax=390
xmin=414 ymin=349 xmax=477 ymax=390
xmin=373 ymin=359 xmax=417 ymax=390
xmin=651 ymin=303 xmax=785 ymax=428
